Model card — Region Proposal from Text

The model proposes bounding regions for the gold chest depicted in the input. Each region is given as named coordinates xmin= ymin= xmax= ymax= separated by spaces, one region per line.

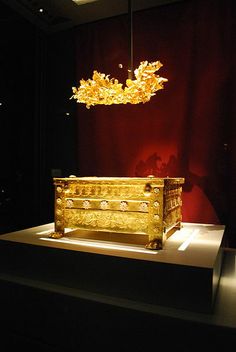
xmin=51 ymin=176 xmax=184 ymax=249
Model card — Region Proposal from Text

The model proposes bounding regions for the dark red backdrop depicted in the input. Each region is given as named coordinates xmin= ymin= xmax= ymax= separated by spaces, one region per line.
xmin=73 ymin=0 xmax=236 ymax=244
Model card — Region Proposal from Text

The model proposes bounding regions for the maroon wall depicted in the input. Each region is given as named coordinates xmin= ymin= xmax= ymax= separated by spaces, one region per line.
xmin=73 ymin=0 xmax=236 ymax=244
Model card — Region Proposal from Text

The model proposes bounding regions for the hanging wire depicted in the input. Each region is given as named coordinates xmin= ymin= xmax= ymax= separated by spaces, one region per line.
xmin=128 ymin=0 xmax=134 ymax=79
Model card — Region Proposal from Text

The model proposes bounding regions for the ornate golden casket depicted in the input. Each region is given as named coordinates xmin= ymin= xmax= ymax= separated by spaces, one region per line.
xmin=51 ymin=176 xmax=184 ymax=249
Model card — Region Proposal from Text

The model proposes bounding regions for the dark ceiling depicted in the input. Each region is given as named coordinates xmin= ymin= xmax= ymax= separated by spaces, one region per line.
xmin=0 ymin=0 xmax=184 ymax=33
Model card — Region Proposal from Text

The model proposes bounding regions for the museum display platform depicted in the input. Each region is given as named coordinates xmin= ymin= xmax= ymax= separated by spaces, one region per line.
xmin=0 ymin=222 xmax=224 ymax=313
xmin=1 ymin=222 xmax=236 ymax=350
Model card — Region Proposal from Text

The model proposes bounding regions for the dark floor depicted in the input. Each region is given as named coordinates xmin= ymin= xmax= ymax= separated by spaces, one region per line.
xmin=0 ymin=278 xmax=236 ymax=352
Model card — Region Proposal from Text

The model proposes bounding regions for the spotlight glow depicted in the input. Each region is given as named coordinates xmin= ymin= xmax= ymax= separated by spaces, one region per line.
xmin=40 ymin=236 xmax=158 ymax=254
xmin=178 ymin=229 xmax=199 ymax=251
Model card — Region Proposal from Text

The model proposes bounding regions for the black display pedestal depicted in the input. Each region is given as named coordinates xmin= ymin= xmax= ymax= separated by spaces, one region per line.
xmin=1 ymin=222 xmax=235 ymax=351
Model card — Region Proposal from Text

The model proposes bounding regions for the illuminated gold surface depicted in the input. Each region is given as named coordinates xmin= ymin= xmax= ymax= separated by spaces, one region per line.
xmin=51 ymin=176 xmax=184 ymax=249
xmin=71 ymin=61 xmax=168 ymax=109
